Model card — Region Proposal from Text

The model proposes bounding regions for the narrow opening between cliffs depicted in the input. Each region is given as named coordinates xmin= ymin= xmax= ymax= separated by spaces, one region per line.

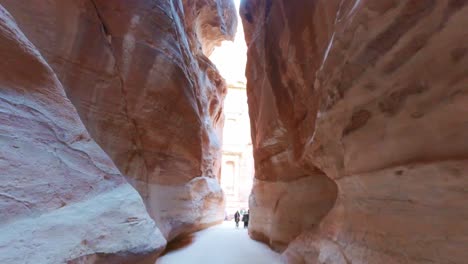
xmin=157 ymin=1 xmax=276 ymax=262
xmin=209 ymin=0 xmax=254 ymax=222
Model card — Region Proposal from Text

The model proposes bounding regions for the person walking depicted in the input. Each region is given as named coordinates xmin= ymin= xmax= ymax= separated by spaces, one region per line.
xmin=242 ymin=210 xmax=249 ymax=229
xmin=234 ymin=211 xmax=240 ymax=228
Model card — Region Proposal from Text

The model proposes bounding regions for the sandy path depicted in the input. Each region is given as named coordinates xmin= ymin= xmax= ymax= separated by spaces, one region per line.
xmin=156 ymin=221 xmax=282 ymax=264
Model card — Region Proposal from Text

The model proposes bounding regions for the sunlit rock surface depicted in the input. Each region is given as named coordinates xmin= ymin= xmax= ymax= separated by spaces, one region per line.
xmin=1 ymin=0 xmax=237 ymax=240
xmin=0 ymin=5 xmax=165 ymax=263
xmin=241 ymin=0 xmax=468 ymax=263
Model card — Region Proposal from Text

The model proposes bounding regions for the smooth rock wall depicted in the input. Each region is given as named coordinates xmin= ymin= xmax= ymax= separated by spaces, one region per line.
xmin=0 ymin=5 xmax=165 ymax=263
xmin=241 ymin=0 xmax=468 ymax=263
xmin=1 ymin=0 xmax=237 ymax=240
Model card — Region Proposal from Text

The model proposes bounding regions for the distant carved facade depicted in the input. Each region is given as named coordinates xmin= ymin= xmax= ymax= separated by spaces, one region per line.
xmin=221 ymin=81 xmax=254 ymax=216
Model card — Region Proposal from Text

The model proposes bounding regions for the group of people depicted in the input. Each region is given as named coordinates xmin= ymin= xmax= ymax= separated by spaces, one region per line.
xmin=234 ymin=210 xmax=249 ymax=229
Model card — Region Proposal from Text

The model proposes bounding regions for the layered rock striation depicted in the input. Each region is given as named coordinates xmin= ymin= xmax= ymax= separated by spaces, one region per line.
xmin=241 ymin=0 xmax=468 ymax=263
xmin=1 ymin=0 xmax=237 ymax=240
xmin=0 ymin=5 xmax=165 ymax=263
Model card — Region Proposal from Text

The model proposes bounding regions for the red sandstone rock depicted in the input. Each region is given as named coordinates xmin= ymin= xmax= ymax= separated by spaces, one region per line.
xmin=241 ymin=0 xmax=468 ymax=263
xmin=0 ymin=5 xmax=165 ymax=263
xmin=0 ymin=0 xmax=237 ymax=240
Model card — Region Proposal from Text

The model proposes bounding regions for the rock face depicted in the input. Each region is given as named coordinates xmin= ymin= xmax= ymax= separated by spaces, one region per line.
xmin=241 ymin=0 xmax=468 ymax=263
xmin=0 ymin=5 xmax=165 ymax=263
xmin=1 ymin=0 xmax=237 ymax=240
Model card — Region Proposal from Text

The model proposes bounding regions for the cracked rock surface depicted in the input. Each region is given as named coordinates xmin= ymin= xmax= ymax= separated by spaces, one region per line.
xmin=241 ymin=0 xmax=468 ymax=263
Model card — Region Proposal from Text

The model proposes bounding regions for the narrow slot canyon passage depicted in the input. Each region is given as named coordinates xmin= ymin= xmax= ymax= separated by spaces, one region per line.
xmin=209 ymin=2 xmax=253 ymax=218
xmin=0 ymin=0 xmax=467 ymax=263
xmin=158 ymin=1 xmax=282 ymax=262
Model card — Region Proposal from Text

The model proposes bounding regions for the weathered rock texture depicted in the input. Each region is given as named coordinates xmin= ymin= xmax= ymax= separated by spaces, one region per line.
xmin=241 ymin=0 xmax=468 ymax=263
xmin=1 ymin=0 xmax=237 ymax=240
xmin=0 ymin=5 xmax=165 ymax=263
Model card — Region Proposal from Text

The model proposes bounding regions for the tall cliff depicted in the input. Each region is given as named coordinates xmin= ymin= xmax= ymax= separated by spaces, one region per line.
xmin=241 ymin=0 xmax=468 ymax=263
xmin=1 ymin=0 xmax=237 ymax=241
xmin=0 ymin=5 xmax=165 ymax=263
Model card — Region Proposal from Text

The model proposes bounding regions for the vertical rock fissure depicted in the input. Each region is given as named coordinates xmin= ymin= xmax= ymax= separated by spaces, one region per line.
xmin=88 ymin=0 xmax=150 ymax=196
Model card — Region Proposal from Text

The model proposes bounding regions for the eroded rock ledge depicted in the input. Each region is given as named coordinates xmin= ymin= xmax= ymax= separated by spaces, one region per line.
xmin=241 ymin=0 xmax=468 ymax=263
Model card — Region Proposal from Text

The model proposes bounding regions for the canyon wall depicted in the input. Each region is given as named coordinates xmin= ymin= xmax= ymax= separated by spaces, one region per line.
xmin=0 ymin=5 xmax=165 ymax=263
xmin=241 ymin=0 xmax=468 ymax=263
xmin=1 ymin=0 xmax=237 ymax=241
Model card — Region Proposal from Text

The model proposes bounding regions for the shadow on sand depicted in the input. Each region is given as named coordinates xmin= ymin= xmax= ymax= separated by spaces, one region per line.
xmin=160 ymin=233 xmax=195 ymax=256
